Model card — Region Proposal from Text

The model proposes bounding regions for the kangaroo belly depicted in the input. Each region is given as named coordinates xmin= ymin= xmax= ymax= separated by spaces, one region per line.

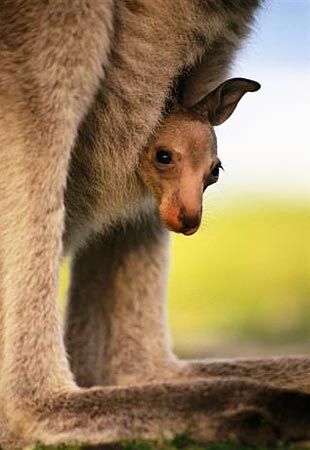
xmin=64 ymin=165 xmax=155 ymax=252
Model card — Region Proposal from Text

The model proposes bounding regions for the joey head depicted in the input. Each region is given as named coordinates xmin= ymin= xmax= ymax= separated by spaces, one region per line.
xmin=139 ymin=78 xmax=260 ymax=235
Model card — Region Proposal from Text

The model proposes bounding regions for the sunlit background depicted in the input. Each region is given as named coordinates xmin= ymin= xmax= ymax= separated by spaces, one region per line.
xmin=61 ymin=0 xmax=310 ymax=358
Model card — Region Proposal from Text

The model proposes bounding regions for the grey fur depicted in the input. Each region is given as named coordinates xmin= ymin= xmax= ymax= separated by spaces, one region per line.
xmin=1 ymin=1 xmax=309 ymax=448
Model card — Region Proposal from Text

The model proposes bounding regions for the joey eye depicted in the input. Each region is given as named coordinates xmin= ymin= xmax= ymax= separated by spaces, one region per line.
xmin=156 ymin=149 xmax=172 ymax=165
xmin=211 ymin=162 xmax=223 ymax=178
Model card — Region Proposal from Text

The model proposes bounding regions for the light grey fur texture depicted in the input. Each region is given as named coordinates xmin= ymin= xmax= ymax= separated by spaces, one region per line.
xmin=0 ymin=1 xmax=309 ymax=448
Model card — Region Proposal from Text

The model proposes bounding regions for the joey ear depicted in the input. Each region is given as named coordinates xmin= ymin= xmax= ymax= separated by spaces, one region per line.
xmin=189 ymin=78 xmax=261 ymax=126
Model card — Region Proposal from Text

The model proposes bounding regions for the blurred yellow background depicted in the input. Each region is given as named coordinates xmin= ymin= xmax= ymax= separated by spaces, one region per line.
xmin=168 ymin=197 xmax=310 ymax=357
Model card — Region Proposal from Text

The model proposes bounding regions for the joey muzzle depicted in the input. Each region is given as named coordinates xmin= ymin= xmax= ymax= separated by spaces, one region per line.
xmin=178 ymin=207 xmax=202 ymax=235
xmin=159 ymin=199 xmax=202 ymax=236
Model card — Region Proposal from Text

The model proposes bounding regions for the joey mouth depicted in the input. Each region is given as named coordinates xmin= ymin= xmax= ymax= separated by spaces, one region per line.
xmin=182 ymin=227 xmax=199 ymax=236
xmin=161 ymin=215 xmax=201 ymax=235
xmin=178 ymin=213 xmax=201 ymax=235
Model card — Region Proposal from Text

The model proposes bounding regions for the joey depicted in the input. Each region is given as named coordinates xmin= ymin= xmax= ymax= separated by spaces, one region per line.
xmin=140 ymin=78 xmax=260 ymax=235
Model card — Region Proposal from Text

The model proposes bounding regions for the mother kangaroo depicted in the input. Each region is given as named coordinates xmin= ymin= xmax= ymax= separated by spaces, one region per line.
xmin=0 ymin=0 xmax=309 ymax=448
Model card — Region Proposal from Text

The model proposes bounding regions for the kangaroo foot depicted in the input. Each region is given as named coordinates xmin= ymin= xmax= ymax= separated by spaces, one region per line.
xmin=2 ymin=378 xmax=310 ymax=448
xmin=175 ymin=355 xmax=310 ymax=392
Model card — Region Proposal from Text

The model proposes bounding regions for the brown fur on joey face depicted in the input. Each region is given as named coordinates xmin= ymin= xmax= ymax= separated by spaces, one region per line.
xmin=140 ymin=112 xmax=221 ymax=236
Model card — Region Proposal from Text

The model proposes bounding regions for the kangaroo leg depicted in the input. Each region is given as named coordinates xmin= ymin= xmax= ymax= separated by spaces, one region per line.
xmin=0 ymin=0 xmax=122 ymax=444
xmin=0 ymin=90 xmax=73 ymax=444
xmin=65 ymin=214 xmax=177 ymax=387
xmin=2 ymin=378 xmax=310 ymax=448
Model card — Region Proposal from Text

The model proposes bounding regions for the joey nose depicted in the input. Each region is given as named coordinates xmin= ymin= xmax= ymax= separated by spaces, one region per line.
xmin=178 ymin=209 xmax=201 ymax=235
